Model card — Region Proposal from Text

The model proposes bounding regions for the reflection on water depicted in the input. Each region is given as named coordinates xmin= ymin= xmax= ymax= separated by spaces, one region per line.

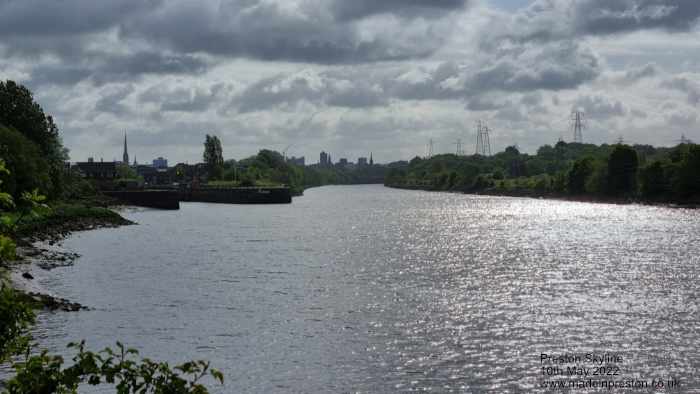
xmin=13 ymin=186 xmax=700 ymax=392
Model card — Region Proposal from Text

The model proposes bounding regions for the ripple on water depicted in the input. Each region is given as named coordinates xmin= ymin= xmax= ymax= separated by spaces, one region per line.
xmin=12 ymin=186 xmax=700 ymax=393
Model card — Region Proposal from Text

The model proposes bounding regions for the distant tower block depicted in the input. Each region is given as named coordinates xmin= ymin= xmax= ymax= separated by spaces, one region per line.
xmin=571 ymin=110 xmax=585 ymax=143
xmin=475 ymin=120 xmax=491 ymax=156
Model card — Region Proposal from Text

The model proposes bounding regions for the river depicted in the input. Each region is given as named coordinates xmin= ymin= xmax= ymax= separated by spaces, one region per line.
xmin=22 ymin=185 xmax=700 ymax=392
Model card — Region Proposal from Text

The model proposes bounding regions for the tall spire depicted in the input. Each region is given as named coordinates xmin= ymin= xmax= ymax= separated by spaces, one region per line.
xmin=370 ymin=152 xmax=373 ymax=166
xmin=123 ymin=132 xmax=129 ymax=164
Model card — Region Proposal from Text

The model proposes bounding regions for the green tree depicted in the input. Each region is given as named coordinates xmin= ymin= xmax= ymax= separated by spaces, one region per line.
xmin=640 ymin=161 xmax=669 ymax=198
xmin=0 ymin=81 xmax=68 ymax=197
xmin=607 ymin=145 xmax=639 ymax=196
xmin=203 ymin=135 xmax=224 ymax=181
xmin=673 ymin=144 xmax=700 ymax=198
xmin=567 ymin=157 xmax=594 ymax=195
xmin=116 ymin=163 xmax=138 ymax=180
xmin=0 ymin=124 xmax=51 ymax=198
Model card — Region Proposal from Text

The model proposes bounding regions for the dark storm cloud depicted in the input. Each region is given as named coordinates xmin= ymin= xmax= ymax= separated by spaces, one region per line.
xmin=331 ymin=0 xmax=468 ymax=21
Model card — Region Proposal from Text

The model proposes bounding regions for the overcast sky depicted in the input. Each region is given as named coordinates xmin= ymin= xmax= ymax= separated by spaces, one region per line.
xmin=1 ymin=0 xmax=699 ymax=164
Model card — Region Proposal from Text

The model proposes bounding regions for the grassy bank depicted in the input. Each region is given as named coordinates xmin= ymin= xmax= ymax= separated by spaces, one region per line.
xmin=13 ymin=202 xmax=133 ymax=243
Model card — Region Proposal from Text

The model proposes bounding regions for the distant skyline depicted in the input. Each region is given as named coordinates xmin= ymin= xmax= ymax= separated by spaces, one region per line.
xmin=1 ymin=0 xmax=698 ymax=163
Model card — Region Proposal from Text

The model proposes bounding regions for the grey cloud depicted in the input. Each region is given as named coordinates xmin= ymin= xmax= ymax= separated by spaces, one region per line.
xmin=573 ymin=95 xmax=628 ymax=119
xmin=232 ymin=71 xmax=386 ymax=112
xmin=496 ymin=106 xmax=528 ymax=122
xmin=234 ymin=41 xmax=601 ymax=113
xmin=576 ymin=0 xmax=700 ymax=35
xmin=95 ymin=84 xmax=135 ymax=115
xmin=662 ymin=76 xmax=700 ymax=105
xmin=467 ymin=42 xmax=600 ymax=92
xmin=3 ymin=0 xmax=452 ymax=68
xmin=157 ymin=84 xmax=229 ymax=113
xmin=120 ymin=1 xmax=443 ymax=64
xmin=0 ymin=0 xmax=156 ymax=37
xmin=27 ymin=65 xmax=93 ymax=88
xmin=26 ymin=52 xmax=208 ymax=87
xmin=102 ymin=52 xmax=207 ymax=77
xmin=666 ymin=109 xmax=698 ymax=128
xmin=466 ymin=96 xmax=507 ymax=111
xmin=332 ymin=0 xmax=468 ymax=21
xmin=89 ymin=52 xmax=208 ymax=86
xmin=489 ymin=0 xmax=700 ymax=47
xmin=622 ymin=63 xmax=658 ymax=83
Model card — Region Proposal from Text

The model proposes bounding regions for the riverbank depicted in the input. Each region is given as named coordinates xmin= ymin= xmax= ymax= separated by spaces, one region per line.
xmin=2 ymin=202 xmax=134 ymax=311
xmin=386 ymin=183 xmax=700 ymax=209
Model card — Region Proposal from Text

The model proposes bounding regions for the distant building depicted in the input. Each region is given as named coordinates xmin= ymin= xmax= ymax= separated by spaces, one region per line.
xmin=320 ymin=151 xmax=332 ymax=167
xmin=370 ymin=153 xmax=374 ymax=166
xmin=338 ymin=158 xmax=348 ymax=167
xmin=74 ymin=162 xmax=117 ymax=180
xmin=153 ymin=157 xmax=168 ymax=169
xmin=123 ymin=133 xmax=129 ymax=165
xmin=136 ymin=165 xmax=171 ymax=185
xmin=357 ymin=157 xmax=368 ymax=166
xmin=287 ymin=156 xmax=305 ymax=166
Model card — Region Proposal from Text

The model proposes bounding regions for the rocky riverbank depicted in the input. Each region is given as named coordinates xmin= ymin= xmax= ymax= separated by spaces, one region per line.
xmin=3 ymin=205 xmax=134 ymax=312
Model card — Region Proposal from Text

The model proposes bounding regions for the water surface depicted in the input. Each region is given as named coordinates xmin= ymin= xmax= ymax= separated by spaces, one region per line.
xmin=22 ymin=186 xmax=700 ymax=392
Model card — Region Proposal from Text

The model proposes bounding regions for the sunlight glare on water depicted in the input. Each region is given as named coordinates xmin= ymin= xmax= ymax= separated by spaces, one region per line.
xmin=13 ymin=186 xmax=700 ymax=392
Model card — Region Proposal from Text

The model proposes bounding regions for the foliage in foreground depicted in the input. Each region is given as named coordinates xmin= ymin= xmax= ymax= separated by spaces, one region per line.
xmin=0 ymin=285 xmax=34 ymax=364
xmin=4 ymin=341 xmax=223 ymax=394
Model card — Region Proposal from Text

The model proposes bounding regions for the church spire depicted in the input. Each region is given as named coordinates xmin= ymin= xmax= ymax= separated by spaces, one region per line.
xmin=123 ymin=132 xmax=129 ymax=164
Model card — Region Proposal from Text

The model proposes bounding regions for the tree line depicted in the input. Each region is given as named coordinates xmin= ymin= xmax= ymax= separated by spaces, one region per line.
xmin=202 ymin=139 xmax=388 ymax=195
xmin=385 ymin=140 xmax=700 ymax=204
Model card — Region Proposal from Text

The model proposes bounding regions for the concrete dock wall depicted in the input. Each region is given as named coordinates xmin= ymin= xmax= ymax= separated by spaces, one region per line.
xmin=180 ymin=187 xmax=293 ymax=204
xmin=104 ymin=190 xmax=181 ymax=210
